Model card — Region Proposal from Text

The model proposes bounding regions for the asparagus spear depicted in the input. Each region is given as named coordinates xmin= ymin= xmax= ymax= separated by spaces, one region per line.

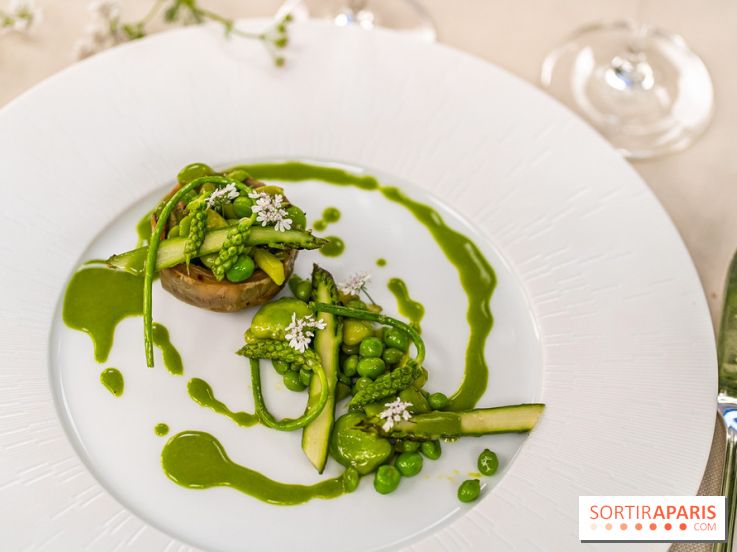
xmin=107 ymin=227 xmax=328 ymax=276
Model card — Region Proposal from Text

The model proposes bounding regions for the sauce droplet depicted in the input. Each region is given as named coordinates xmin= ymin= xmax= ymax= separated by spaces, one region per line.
xmin=155 ymin=423 xmax=169 ymax=436
xmin=100 ymin=367 xmax=124 ymax=397
xmin=161 ymin=431 xmax=347 ymax=505
xmin=187 ymin=378 xmax=258 ymax=427
xmin=152 ymin=323 xmax=183 ymax=375
xmin=63 ymin=268 xmax=143 ymax=363
xmin=376 ymin=258 xmax=387 ymax=267
xmin=387 ymin=278 xmax=425 ymax=332
xmin=320 ymin=236 xmax=345 ymax=257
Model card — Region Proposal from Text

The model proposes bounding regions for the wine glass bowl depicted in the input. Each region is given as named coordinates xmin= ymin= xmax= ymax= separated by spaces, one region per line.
xmin=541 ymin=20 xmax=714 ymax=159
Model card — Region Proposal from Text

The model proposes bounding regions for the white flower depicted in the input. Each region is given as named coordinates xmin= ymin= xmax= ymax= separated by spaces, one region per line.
xmin=248 ymin=191 xmax=292 ymax=232
xmin=379 ymin=398 xmax=413 ymax=432
xmin=206 ymin=183 xmax=240 ymax=209
xmin=7 ymin=0 xmax=41 ymax=32
xmin=73 ymin=0 xmax=123 ymax=59
xmin=88 ymin=0 xmax=120 ymax=20
xmin=284 ymin=313 xmax=327 ymax=353
xmin=338 ymin=272 xmax=371 ymax=296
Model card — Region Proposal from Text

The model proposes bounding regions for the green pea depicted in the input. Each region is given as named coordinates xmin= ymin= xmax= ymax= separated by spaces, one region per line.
xmin=299 ymin=368 xmax=312 ymax=387
xmin=414 ymin=366 xmax=429 ymax=387
xmin=395 ymin=451 xmax=423 ymax=477
xmin=272 ymin=359 xmax=290 ymax=375
xmin=421 ymin=440 xmax=441 ymax=460
xmin=233 ymin=196 xmax=253 ymax=218
xmin=168 ymin=224 xmax=180 ymax=238
xmin=286 ymin=206 xmax=307 ymax=230
xmin=335 ymin=382 xmax=352 ymax=402
xmin=225 ymin=169 xmax=250 ymax=182
xmin=343 ymin=467 xmax=360 ymax=493
xmin=399 ymin=440 xmax=421 ymax=452
xmin=343 ymin=319 xmax=373 ymax=346
xmin=357 ymin=357 xmax=385 ymax=379
xmin=346 ymin=299 xmax=367 ymax=310
xmin=222 ymin=202 xmax=236 ymax=219
xmin=382 ymin=347 xmax=404 ymax=365
xmin=478 ymin=449 xmax=499 ymax=476
xmin=200 ymin=182 xmax=216 ymax=194
xmin=457 ymin=479 xmax=481 ymax=503
xmin=295 ymin=280 xmax=312 ymax=302
xmin=383 ymin=327 xmax=409 ymax=352
xmin=178 ymin=162 xmax=213 ymax=184
xmin=373 ymin=465 xmax=401 ymax=495
xmin=342 ymin=343 xmax=360 ymax=355
xmin=352 ymin=377 xmax=372 ymax=395
xmin=226 ymin=255 xmax=256 ymax=283
xmin=283 ymin=371 xmax=306 ymax=392
xmin=428 ymin=392 xmax=449 ymax=410
xmin=342 ymin=355 xmax=359 ymax=377
xmin=359 ymin=337 xmax=384 ymax=358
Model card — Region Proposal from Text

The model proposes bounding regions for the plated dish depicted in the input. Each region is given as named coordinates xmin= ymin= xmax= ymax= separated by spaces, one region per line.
xmin=0 ymin=21 xmax=716 ymax=551
xmin=62 ymin=160 xmax=544 ymax=507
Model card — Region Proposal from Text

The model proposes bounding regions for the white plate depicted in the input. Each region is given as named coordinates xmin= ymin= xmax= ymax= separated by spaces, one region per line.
xmin=0 ymin=20 xmax=716 ymax=552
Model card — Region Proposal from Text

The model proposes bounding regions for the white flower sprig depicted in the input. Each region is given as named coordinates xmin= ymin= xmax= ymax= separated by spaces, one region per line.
xmin=248 ymin=191 xmax=292 ymax=232
xmin=284 ymin=313 xmax=327 ymax=353
xmin=338 ymin=272 xmax=372 ymax=296
xmin=74 ymin=0 xmax=125 ymax=59
xmin=73 ymin=0 xmax=293 ymax=64
xmin=1 ymin=0 xmax=42 ymax=34
xmin=378 ymin=398 xmax=413 ymax=432
xmin=206 ymin=183 xmax=239 ymax=209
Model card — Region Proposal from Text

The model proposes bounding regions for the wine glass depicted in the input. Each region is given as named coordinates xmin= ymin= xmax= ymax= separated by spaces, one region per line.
xmin=279 ymin=0 xmax=437 ymax=42
xmin=540 ymin=12 xmax=713 ymax=159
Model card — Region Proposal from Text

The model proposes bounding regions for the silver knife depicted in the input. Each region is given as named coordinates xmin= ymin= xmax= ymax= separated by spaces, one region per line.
xmin=716 ymin=252 xmax=737 ymax=551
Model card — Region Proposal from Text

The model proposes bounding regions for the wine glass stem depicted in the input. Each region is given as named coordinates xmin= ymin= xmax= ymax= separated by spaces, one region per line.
xmin=347 ymin=0 xmax=369 ymax=14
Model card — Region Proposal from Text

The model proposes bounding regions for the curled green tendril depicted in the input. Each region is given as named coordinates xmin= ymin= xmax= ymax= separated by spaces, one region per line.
xmin=250 ymin=357 xmax=329 ymax=431
xmin=144 ymin=175 xmax=237 ymax=367
xmin=312 ymin=303 xmax=425 ymax=365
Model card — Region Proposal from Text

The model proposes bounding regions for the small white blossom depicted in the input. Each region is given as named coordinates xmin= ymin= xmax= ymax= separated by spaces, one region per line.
xmin=248 ymin=191 xmax=292 ymax=232
xmin=5 ymin=0 xmax=41 ymax=33
xmin=88 ymin=0 xmax=120 ymax=20
xmin=206 ymin=183 xmax=240 ymax=209
xmin=338 ymin=272 xmax=371 ymax=296
xmin=379 ymin=398 xmax=413 ymax=432
xmin=284 ymin=313 xmax=327 ymax=353
xmin=74 ymin=0 xmax=123 ymax=59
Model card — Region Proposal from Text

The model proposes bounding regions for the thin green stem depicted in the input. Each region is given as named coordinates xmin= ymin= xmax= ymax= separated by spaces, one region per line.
xmin=144 ymin=175 xmax=236 ymax=367
xmin=250 ymin=358 xmax=329 ymax=431
xmin=141 ymin=0 xmax=166 ymax=25
xmin=313 ymin=303 xmax=425 ymax=365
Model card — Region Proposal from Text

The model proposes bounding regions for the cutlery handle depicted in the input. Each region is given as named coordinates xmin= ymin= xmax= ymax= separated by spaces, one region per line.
xmin=715 ymin=418 xmax=737 ymax=552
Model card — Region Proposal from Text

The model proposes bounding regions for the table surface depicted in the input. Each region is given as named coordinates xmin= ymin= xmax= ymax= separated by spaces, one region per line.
xmin=2 ymin=1 xmax=732 ymax=550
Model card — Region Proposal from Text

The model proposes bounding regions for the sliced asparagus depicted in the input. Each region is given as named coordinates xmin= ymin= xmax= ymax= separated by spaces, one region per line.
xmin=391 ymin=404 xmax=544 ymax=439
xmin=107 ymin=228 xmax=328 ymax=276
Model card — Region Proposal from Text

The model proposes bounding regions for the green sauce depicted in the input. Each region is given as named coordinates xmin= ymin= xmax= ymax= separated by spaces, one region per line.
xmin=376 ymin=258 xmax=387 ymax=267
xmin=313 ymin=220 xmax=327 ymax=232
xmin=387 ymin=278 xmax=425 ymax=332
xmin=323 ymin=207 xmax=340 ymax=223
xmin=313 ymin=207 xmax=342 ymax=242
xmin=136 ymin=210 xmax=153 ymax=247
xmin=100 ymin=368 xmax=124 ymax=397
xmin=235 ymin=162 xmax=496 ymax=410
xmin=161 ymin=431 xmax=346 ymax=505
xmin=155 ymin=423 xmax=170 ymax=436
xmin=187 ymin=378 xmax=258 ymax=427
xmin=152 ymin=323 xmax=183 ymax=375
xmin=63 ymin=268 xmax=144 ymax=363
xmin=320 ymin=236 xmax=345 ymax=257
